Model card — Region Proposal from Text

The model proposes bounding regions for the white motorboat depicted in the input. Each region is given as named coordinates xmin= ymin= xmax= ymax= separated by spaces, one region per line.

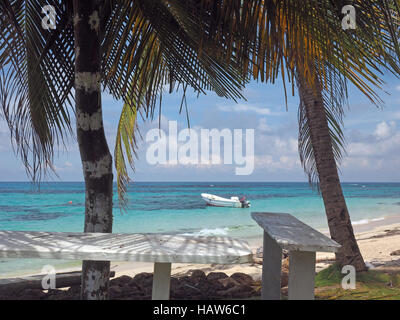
xmin=201 ymin=193 xmax=250 ymax=208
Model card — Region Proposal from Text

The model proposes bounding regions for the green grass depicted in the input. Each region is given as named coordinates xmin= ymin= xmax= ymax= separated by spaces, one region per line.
xmin=315 ymin=264 xmax=400 ymax=300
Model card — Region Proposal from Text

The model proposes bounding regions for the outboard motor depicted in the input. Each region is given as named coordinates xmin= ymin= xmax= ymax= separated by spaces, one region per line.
xmin=240 ymin=197 xmax=251 ymax=208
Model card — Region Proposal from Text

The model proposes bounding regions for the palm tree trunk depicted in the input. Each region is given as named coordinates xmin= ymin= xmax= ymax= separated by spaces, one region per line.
xmin=73 ymin=0 xmax=114 ymax=299
xmin=297 ymin=74 xmax=367 ymax=272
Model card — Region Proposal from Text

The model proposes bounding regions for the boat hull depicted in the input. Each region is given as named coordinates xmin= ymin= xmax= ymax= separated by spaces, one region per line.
xmin=204 ymin=199 xmax=242 ymax=208
xmin=201 ymin=193 xmax=247 ymax=208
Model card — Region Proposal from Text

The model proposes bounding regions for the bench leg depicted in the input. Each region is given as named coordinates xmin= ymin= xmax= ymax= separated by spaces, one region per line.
xmin=261 ymin=231 xmax=282 ymax=300
xmin=152 ymin=262 xmax=171 ymax=300
xmin=288 ymin=251 xmax=316 ymax=300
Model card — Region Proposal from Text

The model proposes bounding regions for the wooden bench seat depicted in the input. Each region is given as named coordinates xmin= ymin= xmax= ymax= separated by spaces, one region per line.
xmin=251 ymin=212 xmax=341 ymax=300
xmin=0 ymin=231 xmax=252 ymax=299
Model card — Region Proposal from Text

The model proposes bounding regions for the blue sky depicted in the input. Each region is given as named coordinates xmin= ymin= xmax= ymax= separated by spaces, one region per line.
xmin=1 ymin=72 xmax=400 ymax=182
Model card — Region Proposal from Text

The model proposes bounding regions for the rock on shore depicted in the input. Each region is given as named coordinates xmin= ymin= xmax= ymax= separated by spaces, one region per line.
xmin=0 ymin=270 xmax=262 ymax=300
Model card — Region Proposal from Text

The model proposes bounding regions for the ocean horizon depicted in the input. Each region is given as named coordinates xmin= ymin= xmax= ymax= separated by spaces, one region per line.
xmin=1 ymin=181 xmax=399 ymax=276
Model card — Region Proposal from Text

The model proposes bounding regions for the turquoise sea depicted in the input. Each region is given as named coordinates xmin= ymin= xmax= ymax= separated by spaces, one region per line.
xmin=0 ymin=182 xmax=400 ymax=276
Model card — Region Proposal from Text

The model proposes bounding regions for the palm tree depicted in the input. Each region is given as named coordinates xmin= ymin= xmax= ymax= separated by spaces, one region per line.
xmin=295 ymin=2 xmax=400 ymax=271
xmin=297 ymin=72 xmax=367 ymax=270
xmin=244 ymin=1 xmax=400 ymax=271
xmin=0 ymin=0 xmax=249 ymax=299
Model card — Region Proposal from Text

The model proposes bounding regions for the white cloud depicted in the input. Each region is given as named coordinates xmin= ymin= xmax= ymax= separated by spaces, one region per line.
xmin=218 ymin=104 xmax=271 ymax=115
xmin=343 ymin=120 xmax=400 ymax=173
xmin=348 ymin=131 xmax=400 ymax=157
xmin=342 ymin=157 xmax=370 ymax=168
xmin=253 ymin=154 xmax=300 ymax=171
xmin=373 ymin=121 xmax=396 ymax=140
xmin=271 ymin=137 xmax=298 ymax=154
xmin=54 ymin=161 xmax=75 ymax=172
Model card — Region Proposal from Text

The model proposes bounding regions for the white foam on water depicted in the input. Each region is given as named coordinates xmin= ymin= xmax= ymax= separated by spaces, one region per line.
xmin=198 ymin=228 xmax=229 ymax=236
xmin=352 ymin=217 xmax=385 ymax=226
xmin=352 ymin=219 xmax=369 ymax=225
xmin=371 ymin=217 xmax=385 ymax=222
xmin=180 ymin=227 xmax=229 ymax=237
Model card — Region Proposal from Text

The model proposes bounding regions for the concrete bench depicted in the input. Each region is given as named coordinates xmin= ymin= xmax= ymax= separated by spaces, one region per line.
xmin=251 ymin=212 xmax=341 ymax=300
xmin=0 ymin=231 xmax=252 ymax=299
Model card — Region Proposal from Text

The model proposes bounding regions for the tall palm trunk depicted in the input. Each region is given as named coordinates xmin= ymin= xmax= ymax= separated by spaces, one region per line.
xmin=73 ymin=0 xmax=114 ymax=299
xmin=297 ymin=73 xmax=366 ymax=272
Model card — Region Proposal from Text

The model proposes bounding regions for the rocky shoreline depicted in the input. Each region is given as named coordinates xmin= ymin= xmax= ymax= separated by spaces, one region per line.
xmin=0 ymin=270 xmax=259 ymax=300
xmin=0 ymin=251 xmax=293 ymax=300
xmin=0 ymin=255 xmax=291 ymax=300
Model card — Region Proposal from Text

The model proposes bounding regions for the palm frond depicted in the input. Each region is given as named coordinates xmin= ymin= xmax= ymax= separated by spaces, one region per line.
xmin=102 ymin=0 xmax=248 ymax=116
xmin=0 ymin=0 xmax=75 ymax=181
xmin=243 ymin=1 xmax=400 ymax=188
xmin=113 ymin=29 xmax=166 ymax=209
xmin=247 ymin=1 xmax=400 ymax=106
xmin=115 ymin=98 xmax=139 ymax=210
xmin=297 ymin=64 xmax=347 ymax=187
